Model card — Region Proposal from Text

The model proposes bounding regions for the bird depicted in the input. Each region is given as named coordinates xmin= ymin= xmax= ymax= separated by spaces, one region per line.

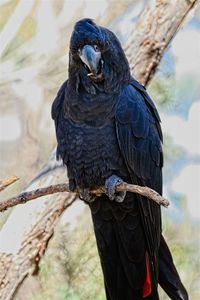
xmin=52 ymin=18 xmax=188 ymax=300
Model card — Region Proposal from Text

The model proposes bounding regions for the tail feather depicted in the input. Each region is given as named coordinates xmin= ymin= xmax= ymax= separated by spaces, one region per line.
xmin=143 ymin=253 xmax=152 ymax=297
xmin=158 ymin=235 xmax=189 ymax=300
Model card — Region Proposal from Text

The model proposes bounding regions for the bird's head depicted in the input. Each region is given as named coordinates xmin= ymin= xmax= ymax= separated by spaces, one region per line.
xmin=68 ymin=18 xmax=130 ymax=93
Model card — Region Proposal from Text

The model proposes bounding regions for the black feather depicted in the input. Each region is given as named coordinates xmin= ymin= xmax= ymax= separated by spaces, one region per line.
xmin=52 ymin=18 xmax=188 ymax=300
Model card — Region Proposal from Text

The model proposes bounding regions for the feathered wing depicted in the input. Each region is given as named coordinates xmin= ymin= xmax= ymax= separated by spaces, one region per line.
xmin=115 ymin=78 xmax=163 ymax=284
xmin=51 ymin=80 xmax=68 ymax=160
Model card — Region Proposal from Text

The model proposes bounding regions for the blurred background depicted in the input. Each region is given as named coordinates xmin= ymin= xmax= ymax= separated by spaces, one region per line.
xmin=0 ymin=0 xmax=200 ymax=299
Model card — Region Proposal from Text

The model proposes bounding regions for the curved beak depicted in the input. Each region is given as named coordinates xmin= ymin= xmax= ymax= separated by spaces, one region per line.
xmin=79 ymin=45 xmax=101 ymax=76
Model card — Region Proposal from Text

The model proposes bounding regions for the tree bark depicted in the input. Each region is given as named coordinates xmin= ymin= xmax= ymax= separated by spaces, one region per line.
xmin=125 ymin=0 xmax=197 ymax=86
xmin=0 ymin=0 xmax=197 ymax=299
xmin=0 ymin=160 xmax=76 ymax=300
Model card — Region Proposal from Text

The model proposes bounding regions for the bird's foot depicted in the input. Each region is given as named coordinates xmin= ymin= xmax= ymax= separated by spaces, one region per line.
xmin=105 ymin=175 xmax=126 ymax=203
xmin=79 ymin=188 xmax=96 ymax=203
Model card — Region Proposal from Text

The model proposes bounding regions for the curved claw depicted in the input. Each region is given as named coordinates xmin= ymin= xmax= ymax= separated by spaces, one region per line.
xmin=105 ymin=175 xmax=126 ymax=202
xmin=115 ymin=191 xmax=126 ymax=203
xmin=79 ymin=188 xmax=96 ymax=203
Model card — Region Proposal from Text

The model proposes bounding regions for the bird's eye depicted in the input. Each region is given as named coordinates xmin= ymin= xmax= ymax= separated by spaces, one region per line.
xmin=93 ymin=45 xmax=99 ymax=52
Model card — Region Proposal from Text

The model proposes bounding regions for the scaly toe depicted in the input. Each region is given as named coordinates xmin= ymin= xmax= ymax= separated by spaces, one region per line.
xmin=79 ymin=188 xmax=96 ymax=203
xmin=105 ymin=175 xmax=124 ymax=201
xmin=115 ymin=191 xmax=126 ymax=203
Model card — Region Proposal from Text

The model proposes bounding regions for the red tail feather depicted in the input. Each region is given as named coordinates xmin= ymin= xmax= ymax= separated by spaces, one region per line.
xmin=143 ymin=253 xmax=152 ymax=297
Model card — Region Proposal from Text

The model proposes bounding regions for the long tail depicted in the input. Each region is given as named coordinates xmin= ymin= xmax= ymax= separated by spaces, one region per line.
xmin=158 ymin=235 xmax=189 ymax=300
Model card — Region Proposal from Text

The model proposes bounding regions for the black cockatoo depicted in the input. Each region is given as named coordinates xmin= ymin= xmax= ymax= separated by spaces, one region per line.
xmin=52 ymin=19 xmax=188 ymax=300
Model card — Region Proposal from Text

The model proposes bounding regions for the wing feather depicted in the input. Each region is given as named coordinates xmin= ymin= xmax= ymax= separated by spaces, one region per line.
xmin=51 ymin=80 xmax=68 ymax=160
xmin=115 ymin=79 xmax=163 ymax=282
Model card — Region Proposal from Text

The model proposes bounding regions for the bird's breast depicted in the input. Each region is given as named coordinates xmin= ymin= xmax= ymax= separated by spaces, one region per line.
xmin=65 ymin=117 xmax=122 ymax=188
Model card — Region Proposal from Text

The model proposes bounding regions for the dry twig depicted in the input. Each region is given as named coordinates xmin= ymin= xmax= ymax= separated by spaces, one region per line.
xmin=0 ymin=181 xmax=169 ymax=212
xmin=0 ymin=176 xmax=19 ymax=192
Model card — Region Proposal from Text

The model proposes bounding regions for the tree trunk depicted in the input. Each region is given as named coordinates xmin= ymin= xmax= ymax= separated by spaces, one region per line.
xmin=0 ymin=0 xmax=197 ymax=299
xmin=125 ymin=0 xmax=197 ymax=86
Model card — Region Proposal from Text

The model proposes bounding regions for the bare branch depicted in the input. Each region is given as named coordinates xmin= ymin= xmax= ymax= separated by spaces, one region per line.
xmin=0 ymin=181 xmax=169 ymax=212
xmin=93 ymin=182 xmax=170 ymax=207
xmin=0 ymin=176 xmax=19 ymax=192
